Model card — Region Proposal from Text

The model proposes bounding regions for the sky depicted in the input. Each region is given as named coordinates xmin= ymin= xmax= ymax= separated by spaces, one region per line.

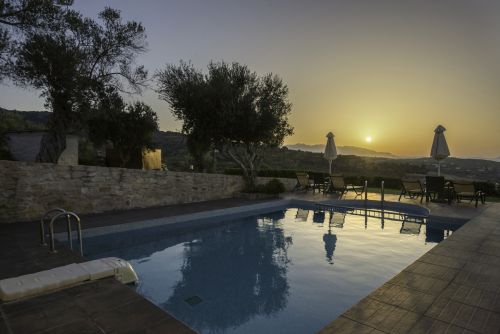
xmin=1 ymin=0 xmax=500 ymax=158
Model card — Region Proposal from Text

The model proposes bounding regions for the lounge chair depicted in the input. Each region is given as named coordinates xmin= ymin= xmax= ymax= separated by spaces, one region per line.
xmin=399 ymin=179 xmax=425 ymax=203
xmin=425 ymin=176 xmax=452 ymax=204
xmin=452 ymin=180 xmax=485 ymax=208
xmin=293 ymin=172 xmax=310 ymax=192
xmin=328 ymin=175 xmax=365 ymax=198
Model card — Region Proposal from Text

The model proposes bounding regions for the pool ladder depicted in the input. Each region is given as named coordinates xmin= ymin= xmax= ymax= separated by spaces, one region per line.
xmin=40 ymin=209 xmax=83 ymax=256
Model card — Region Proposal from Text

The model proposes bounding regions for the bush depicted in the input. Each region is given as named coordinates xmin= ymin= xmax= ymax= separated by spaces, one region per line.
xmin=246 ymin=179 xmax=286 ymax=194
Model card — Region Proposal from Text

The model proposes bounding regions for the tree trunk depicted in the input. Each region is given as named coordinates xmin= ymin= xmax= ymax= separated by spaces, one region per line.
xmin=36 ymin=94 xmax=73 ymax=163
xmin=36 ymin=129 xmax=66 ymax=163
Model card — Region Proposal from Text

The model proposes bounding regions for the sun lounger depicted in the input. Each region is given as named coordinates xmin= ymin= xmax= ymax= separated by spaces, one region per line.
xmin=328 ymin=175 xmax=365 ymax=198
xmin=399 ymin=179 xmax=425 ymax=203
xmin=293 ymin=172 xmax=310 ymax=192
xmin=452 ymin=180 xmax=485 ymax=208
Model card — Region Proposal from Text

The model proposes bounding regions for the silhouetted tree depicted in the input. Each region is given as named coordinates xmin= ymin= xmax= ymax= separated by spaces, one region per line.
xmin=88 ymin=98 xmax=159 ymax=167
xmin=157 ymin=61 xmax=293 ymax=188
xmin=0 ymin=0 xmax=72 ymax=80
xmin=13 ymin=7 xmax=147 ymax=162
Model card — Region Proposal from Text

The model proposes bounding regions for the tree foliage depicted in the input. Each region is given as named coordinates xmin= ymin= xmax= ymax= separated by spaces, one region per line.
xmin=11 ymin=5 xmax=148 ymax=162
xmin=157 ymin=61 xmax=293 ymax=188
xmin=88 ymin=100 xmax=159 ymax=167
xmin=0 ymin=0 xmax=72 ymax=80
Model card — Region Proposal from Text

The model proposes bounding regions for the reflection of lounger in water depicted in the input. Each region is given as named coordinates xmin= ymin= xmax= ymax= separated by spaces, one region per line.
xmin=328 ymin=212 xmax=346 ymax=229
xmin=400 ymin=220 xmax=422 ymax=235
xmin=323 ymin=232 xmax=337 ymax=264
xmin=296 ymin=209 xmax=309 ymax=222
xmin=312 ymin=211 xmax=325 ymax=224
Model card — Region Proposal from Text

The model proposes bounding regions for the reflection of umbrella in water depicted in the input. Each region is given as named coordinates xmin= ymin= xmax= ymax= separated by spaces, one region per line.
xmin=323 ymin=229 xmax=337 ymax=265
xmin=430 ymin=125 xmax=450 ymax=176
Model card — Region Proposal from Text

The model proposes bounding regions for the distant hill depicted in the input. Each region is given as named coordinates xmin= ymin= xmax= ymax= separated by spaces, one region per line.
xmin=0 ymin=107 xmax=51 ymax=126
xmin=286 ymin=143 xmax=397 ymax=158
xmin=3 ymin=107 xmax=499 ymax=181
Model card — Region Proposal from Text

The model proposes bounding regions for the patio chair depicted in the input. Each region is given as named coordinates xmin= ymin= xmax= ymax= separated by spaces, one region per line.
xmin=425 ymin=176 xmax=452 ymax=204
xmin=311 ymin=173 xmax=328 ymax=194
xmin=399 ymin=179 xmax=425 ymax=203
xmin=293 ymin=172 xmax=310 ymax=192
xmin=452 ymin=180 xmax=485 ymax=208
xmin=328 ymin=175 xmax=365 ymax=198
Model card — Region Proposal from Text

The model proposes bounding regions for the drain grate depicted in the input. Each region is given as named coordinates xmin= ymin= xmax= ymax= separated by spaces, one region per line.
xmin=184 ymin=295 xmax=203 ymax=306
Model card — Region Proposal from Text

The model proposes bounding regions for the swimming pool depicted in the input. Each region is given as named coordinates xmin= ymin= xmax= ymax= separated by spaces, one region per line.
xmin=85 ymin=207 xmax=454 ymax=334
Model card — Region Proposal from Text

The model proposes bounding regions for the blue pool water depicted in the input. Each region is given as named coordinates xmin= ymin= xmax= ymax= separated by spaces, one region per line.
xmin=86 ymin=208 xmax=452 ymax=334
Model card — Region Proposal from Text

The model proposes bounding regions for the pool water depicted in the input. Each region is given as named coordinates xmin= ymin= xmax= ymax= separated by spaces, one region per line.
xmin=86 ymin=208 xmax=450 ymax=334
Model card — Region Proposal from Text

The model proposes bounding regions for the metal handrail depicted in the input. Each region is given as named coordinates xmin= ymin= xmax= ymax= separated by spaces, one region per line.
xmin=48 ymin=211 xmax=83 ymax=256
xmin=40 ymin=208 xmax=66 ymax=245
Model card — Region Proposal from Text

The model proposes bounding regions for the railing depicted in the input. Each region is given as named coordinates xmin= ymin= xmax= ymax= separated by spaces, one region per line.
xmin=40 ymin=209 xmax=83 ymax=256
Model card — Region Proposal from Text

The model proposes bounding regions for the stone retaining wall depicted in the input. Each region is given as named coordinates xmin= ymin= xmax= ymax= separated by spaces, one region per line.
xmin=0 ymin=160 xmax=296 ymax=223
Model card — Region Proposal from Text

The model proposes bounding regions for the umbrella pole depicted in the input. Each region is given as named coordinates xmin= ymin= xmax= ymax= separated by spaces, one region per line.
xmin=329 ymin=160 xmax=332 ymax=175
xmin=438 ymin=161 xmax=441 ymax=176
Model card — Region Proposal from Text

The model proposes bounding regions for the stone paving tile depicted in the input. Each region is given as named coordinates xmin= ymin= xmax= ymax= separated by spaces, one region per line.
xmin=428 ymin=246 xmax=474 ymax=262
xmin=405 ymin=261 xmax=459 ymax=282
xmin=469 ymin=253 xmax=500 ymax=266
xmin=94 ymin=299 xmax=181 ymax=333
xmin=440 ymin=283 xmax=500 ymax=313
xmin=462 ymin=262 xmax=500 ymax=278
xmin=426 ymin=297 xmax=500 ymax=333
xmin=6 ymin=300 xmax=86 ymax=334
xmin=370 ymin=283 xmax=437 ymax=314
xmin=418 ymin=252 xmax=467 ymax=270
xmin=477 ymin=243 xmax=500 ymax=257
xmin=318 ymin=316 xmax=382 ymax=334
xmin=39 ymin=319 xmax=104 ymax=334
xmin=343 ymin=297 xmax=421 ymax=333
xmin=408 ymin=316 xmax=472 ymax=334
xmin=391 ymin=271 xmax=451 ymax=295
xmin=453 ymin=270 xmax=500 ymax=293
xmin=144 ymin=318 xmax=198 ymax=334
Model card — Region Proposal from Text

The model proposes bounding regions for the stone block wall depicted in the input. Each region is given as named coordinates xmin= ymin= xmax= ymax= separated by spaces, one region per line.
xmin=0 ymin=160 xmax=296 ymax=223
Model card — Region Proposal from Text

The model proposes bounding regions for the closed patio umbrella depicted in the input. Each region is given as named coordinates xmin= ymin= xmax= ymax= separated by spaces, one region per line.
xmin=430 ymin=125 xmax=450 ymax=176
xmin=324 ymin=132 xmax=338 ymax=174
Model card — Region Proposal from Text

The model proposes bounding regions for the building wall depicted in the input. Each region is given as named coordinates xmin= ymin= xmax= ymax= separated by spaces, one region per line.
xmin=6 ymin=132 xmax=44 ymax=162
xmin=0 ymin=160 xmax=296 ymax=223
xmin=57 ymin=135 xmax=79 ymax=166
xmin=6 ymin=132 xmax=78 ymax=165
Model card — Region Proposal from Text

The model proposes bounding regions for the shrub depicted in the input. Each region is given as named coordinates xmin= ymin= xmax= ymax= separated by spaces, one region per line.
xmin=245 ymin=179 xmax=286 ymax=194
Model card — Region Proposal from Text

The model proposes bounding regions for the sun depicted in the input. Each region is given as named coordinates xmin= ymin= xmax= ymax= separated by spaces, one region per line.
xmin=365 ymin=136 xmax=372 ymax=143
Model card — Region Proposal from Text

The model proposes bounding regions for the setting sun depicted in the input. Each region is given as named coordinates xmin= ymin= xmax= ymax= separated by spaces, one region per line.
xmin=365 ymin=136 xmax=373 ymax=143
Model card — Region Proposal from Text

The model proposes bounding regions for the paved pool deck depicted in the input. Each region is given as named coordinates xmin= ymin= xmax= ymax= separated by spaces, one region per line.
xmin=1 ymin=193 xmax=498 ymax=333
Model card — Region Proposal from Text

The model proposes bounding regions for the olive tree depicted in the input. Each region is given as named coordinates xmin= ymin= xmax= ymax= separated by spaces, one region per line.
xmin=0 ymin=0 xmax=72 ymax=80
xmin=157 ymin=61 xmax=293 ymax=189
xmin=13 ymin=7 xmax=148 ymax=162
